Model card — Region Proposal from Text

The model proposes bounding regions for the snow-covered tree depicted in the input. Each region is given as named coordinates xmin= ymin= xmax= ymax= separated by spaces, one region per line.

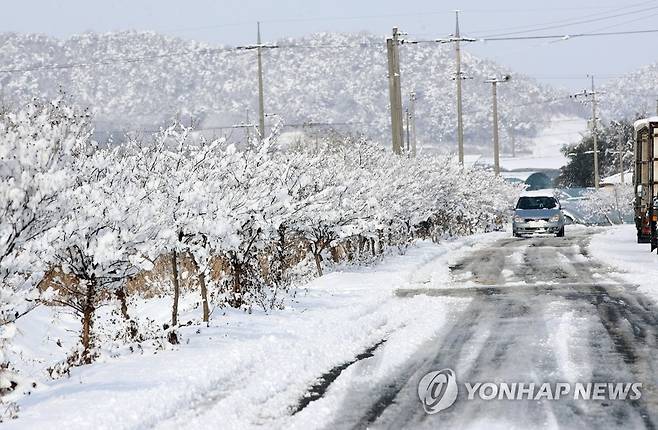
xmin=49 ymin=143 xmax=163 ymax=363
xmin=0 ymin=99 xmax=91 ymax=403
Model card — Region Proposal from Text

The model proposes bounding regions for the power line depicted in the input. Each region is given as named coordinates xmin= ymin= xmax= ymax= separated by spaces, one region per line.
xmin=161 ymin=6 xmax=634 ymax=34
xmin=0 ymin=25 xmax=655 ymax=76
xmin=477 ymin=3 xmax=658 ymax=38
xmin=481 ymin=28 xmax=658 ymax=41
xmin=464 ymin=0 xmax=656 ymax=37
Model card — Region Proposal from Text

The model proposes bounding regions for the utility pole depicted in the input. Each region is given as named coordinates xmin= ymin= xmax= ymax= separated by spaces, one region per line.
xmin=236 ymin=24 xmax=278 ymax=142
xmin=398 ymin=15 xmax=473 ymax=160
xmin=455 ymin=12 xmax=465 ymax=164
xmin=245 ymin=109 xmax=251 ymax=147
xmin=257 ymin=22 xmax=266 ymax=140
xmin=405 ymin=107 xmax=411 ymax=152
xmin=485 ymin=75 xmax=511 ymax=175
xmin=448 ymin=11 xmax=476 ymax=165
xmin=510 ymin=127 xmax=516 ymax=158
xmin=619 ymin=133 xmax=625 ymax=185
xmin=571 ymin=76 xmax=603 ymax=189
xmin=591 ymin=76 xmax=600 ymax=190
xmin=386 ymin=27 xmax=404 ymax=155
xmin=410 ymin=91 xmax=417 ymax=157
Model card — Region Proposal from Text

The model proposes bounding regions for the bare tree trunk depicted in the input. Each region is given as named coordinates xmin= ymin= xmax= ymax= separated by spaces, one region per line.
xmin=115 ymin=286 xmax=130 ymax=320
xmin=188 ymin=252 xmax=210 ymax=322
xmin=80 ymin=278 xmax=97 ymax=364
xmin=313 ymin=251 xmax=323 ymax=277
xmin=170 ymin=249 xmax=180 ymax=327
xmin=197 ymin=269 xmax=210 ymax=323
xmin=228 ymin=252 xmax=243 ymax=309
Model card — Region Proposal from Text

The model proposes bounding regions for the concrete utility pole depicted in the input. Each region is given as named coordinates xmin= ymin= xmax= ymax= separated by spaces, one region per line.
xmin=455 ymin=12 xmax=465 ymax=164
xmin=485 ymin=75 xmax=511 ymax=176
xmin=236 ymin=24 xmax=278 ymax=142
xmin=405 ymin=107 xmax=411 ymax=152
xmin=571 ymin=76 xmax=603 ymax=189
xmin=257 ymin=22 xmax=266 ymax=140
xmin=510 ymin=127 xmax=516 ymax=158
xmin=410 ymin=91 xmax=417 ymax=157
xmin=591 ymin=76 xmax=600 ymax=190
xmin=619 ymin=133 xmax=625 ymax=185
xmin=386 ymin=27 xmax=404 ymax=155
xmin=245 ymin=109 xmax=251 ymax=147
xmin=448 ymin=11 xmax=476 ymax=165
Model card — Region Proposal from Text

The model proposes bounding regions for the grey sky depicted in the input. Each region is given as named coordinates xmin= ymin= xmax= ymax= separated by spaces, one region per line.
xmin=2 ymin=0 xmax=657 ymax=90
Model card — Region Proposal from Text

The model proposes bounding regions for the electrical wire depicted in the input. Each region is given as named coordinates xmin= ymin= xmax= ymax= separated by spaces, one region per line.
xmin=477 ymin=3 xmax=658 ymax=38
xmin=464 ymin=1 xmax=655 ymax=36
xmin=481 ymin=28 xmax=658 ymax=41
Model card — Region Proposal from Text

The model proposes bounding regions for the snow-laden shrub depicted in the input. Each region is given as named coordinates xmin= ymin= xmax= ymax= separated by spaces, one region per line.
xmin=0 ymin=99 xmax=91 ymax=405
xmin=5 ymin=110 xmax=519 ymax=380
xmin=576 ymin=185 xmax=634 ymax=225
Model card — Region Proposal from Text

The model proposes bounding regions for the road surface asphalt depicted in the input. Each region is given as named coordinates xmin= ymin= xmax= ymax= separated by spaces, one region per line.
xmin=310 ymin=229 xmax=658 ymax=429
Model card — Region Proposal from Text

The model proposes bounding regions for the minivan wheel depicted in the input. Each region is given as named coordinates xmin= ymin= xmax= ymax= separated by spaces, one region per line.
xmin=556 ymin=227 xmax=565 ymax=237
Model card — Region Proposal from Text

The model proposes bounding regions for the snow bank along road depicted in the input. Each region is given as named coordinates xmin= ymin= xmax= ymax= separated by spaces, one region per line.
xmin=8 ymin=227 xmax=657 ymax=429
xmin=300 ymin=228 xmax=658 ymax=429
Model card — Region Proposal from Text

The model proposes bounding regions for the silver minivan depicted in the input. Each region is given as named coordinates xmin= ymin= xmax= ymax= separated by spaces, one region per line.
xmin=513 ymin=193 xmax=565 ymax=237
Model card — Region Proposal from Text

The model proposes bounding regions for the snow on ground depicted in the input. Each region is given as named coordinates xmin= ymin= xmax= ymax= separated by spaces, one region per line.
xmin=489 ymin=115 xmax=588 ymax=172
xmin=589 ymin=223 xmax=658 ymax=301
xmin=6 ymin=232 xmax=506 ymax=429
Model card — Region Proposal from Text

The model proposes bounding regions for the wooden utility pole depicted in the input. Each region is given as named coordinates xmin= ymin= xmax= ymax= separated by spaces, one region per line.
xmin=485 ymin=75 xmax=511 ymax=175
xmin=386 ymin=27 xmax=404 ymax=155
xmin=257 ymin=22 xmax=266 ymax=140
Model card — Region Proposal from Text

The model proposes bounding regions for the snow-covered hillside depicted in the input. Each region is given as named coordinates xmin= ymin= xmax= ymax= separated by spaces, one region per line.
xmin=601 ymin=61 xmax=658 ymax=120
xmin=0 ymin=31 xmax=583 ymax=153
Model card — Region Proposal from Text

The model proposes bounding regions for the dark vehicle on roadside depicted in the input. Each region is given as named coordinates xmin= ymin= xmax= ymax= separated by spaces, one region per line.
xmin=633 ymin=117 xmax=658 ymax=250
xmin=513 ymin=191 xmax=565 ymax=237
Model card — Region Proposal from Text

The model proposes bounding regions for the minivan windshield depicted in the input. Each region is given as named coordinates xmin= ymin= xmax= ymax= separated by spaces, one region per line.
xmin=516 ymin=196 xmax=557 ymax=210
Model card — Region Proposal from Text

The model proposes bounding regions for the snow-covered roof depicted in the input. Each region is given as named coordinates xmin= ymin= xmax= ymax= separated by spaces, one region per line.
xmin=520 ymin=188 xmax=557 ymax=198
xmin=633 ymin=116 xmax=658 ymax=132
xmin=600 ymin=171 xmax=632 ymax=185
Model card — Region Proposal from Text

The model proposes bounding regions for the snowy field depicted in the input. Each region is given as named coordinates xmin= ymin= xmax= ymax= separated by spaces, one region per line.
xmin=6 ymin=233 xmax=505 ymax=429
xmin=480 ymin=115 xmax=588 ymax=172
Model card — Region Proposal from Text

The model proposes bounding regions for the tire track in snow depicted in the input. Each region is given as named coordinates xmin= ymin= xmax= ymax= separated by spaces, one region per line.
xmin=318 ymin=230 xmax=658 ymax=429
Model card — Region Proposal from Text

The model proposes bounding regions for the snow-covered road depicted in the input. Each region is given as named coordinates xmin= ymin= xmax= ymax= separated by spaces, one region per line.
xmin=7 ymin=227 xmax=658 ymax=429
xmin=295 ymin=229 xmax=658 ymax=429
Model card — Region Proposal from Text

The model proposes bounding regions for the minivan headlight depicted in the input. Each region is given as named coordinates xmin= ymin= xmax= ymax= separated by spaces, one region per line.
xmin=514 ymin=215 xmax=525 ymax=223
xmin=549 ymin=214 xmax=560 ymax=222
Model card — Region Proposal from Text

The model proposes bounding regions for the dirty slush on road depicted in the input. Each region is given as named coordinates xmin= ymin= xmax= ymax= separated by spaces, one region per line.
xmin=303 ymin=229 xmax=658 ymax=430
